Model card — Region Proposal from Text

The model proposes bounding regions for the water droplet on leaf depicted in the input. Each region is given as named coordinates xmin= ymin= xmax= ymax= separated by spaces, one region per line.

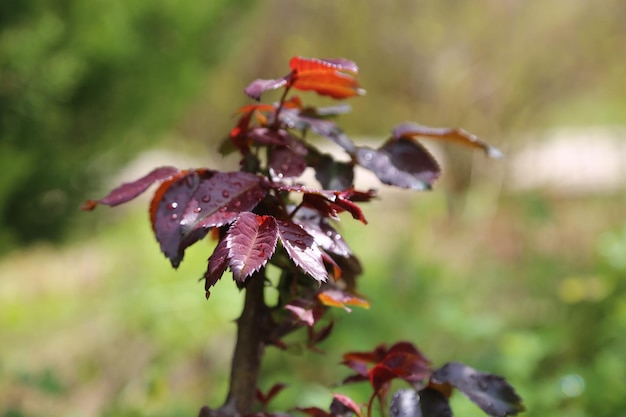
xmin=201 ymin=195 xmax=211 ymax=203
xmin=222 ymin=190 xmax=230 ymax=198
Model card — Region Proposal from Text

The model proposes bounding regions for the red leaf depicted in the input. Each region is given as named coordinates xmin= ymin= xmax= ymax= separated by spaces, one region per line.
xmin=226 ymin=213 xmax=278 ymax=282
xmin=277 ymin=220 xmax=328 ymax=283
xmin=292 ymin=70 xmax=365 ymax=100
xmin=317 ymin=289 xmax=370 ymax=311
xmin=269 ymin=146 xmax=307 ymax=179
xmin=204 ymin=236 xmax=230 ymax=298
xmin=430 ymin=362 xmax=525 ymax=417
xmin=355 ymin=138 xmax=440 ymax=190
xmin=289 ymin=56 xmax=359 ymax=75
xmin=81 ymin=166 xmax=180 ymax=210
xmin=392 ymin=122 xmax=504 ymax=159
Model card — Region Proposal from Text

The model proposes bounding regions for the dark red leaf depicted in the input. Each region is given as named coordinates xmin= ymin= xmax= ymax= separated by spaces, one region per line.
xmin=149 ymin=170 xmax=266 ymax=268
xmin=309 ymin=321 xmax=334 ymax=346
xmin=355 ymin=138 xmax=440 ymax=190
xmin=330 ymin=393 xmax=363 ymax=417
xmin=277 ymin=220 xmax=328 ymax=283
xmin=180 ymin=171 xmax=267 ymax=232
xmin=226 ymin=213 xmax=278 ymax=282
xmin=81 ymin=166 xmax=180 ymax=211
xmin=244 ymin=76 xmax=289 ymax=101
xmin=256 ymin=383 xmax=288 ymax=408
xmin=150 ymin=170 xmax=208 ymax=267
xmin=289 ymin=56 xmax=359 ymax=75
xmin=205 ymin=236 xmax=230 ymax=298
xmin=430 ymin=362 xmax=525 ymax=417
xmin=342 ymin=344 xmax=390 ymax=366
xmin=315 ymin=156 xmax=354 ymax=191
xmin=392 ymin=122 xmax=504 ymax=159
xmin=269 ymin=146 xmax=307 ymax=179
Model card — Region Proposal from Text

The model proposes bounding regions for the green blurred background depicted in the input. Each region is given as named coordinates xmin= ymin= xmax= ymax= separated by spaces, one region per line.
xmin=1 ymin=1 xmax=625 ymax=416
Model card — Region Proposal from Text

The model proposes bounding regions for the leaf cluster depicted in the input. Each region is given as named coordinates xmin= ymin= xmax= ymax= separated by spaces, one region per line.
xmin=83 ymin=56 xmax=520 ymax=417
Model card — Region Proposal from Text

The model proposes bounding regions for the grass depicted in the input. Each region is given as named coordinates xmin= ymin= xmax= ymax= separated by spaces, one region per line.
xmin=1 ymin=189 xmax=625 ymax=417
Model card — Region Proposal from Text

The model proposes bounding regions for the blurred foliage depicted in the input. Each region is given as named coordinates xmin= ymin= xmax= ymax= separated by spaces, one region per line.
xmin=0 ymin=0 xmax=254 ymax=251
xmin=2 ymin=194 xmax=625 ymax=416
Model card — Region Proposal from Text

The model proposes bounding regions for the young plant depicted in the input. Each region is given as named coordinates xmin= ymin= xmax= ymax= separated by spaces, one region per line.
xmin=83 ymin=56 xmax=523 ymax=417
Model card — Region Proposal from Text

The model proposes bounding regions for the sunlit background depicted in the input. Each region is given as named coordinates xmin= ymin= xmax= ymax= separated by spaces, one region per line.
xmin=1 ymin=1 xmax=625 ymax=416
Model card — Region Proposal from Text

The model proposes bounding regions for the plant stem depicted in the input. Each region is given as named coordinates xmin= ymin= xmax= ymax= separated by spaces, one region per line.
xmin=225 ymin=271 xmax=269 ymax=415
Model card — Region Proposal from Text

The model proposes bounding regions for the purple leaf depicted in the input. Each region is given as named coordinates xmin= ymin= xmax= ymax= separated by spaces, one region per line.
xmin=82 ymin=166 xmax=180 ymax=210
xmin=204 ymin=236 xmax=230 ymax=298
xmin=150 ymin=170 xmax=266 ymax=268
xmin=180 ymin=171 xmax=267 ymax=232
xmin=355 ymin=138 xmax=440 ymax=190
xmin=244 ymin=76 xmax=289 ymax=101
xmin=279 ymin=108 xmax=356 ymax=153
xmin=269 ymin=146 xmax=307 ymax=179
xmin=431 ymin=362 xmax=525 ymax=417
xmin=293 ymin=207 xmax=352 ymax=257
xmin=314 ymin=155 xmax=354 ymax=190
xmin=390 ymin=389 xmax=452 ymax=417
xmin=247 ymin=127 xmax=291 ymax=146
xmin=392 ymin=122 xmax=504 ymax=159
xmin=277 ymin=220 xmax=328 ymax=283
xmin=150 ymin=170 xmax=208 ymax=267
xmin=226 ymin=213 xmax=278 ymax=282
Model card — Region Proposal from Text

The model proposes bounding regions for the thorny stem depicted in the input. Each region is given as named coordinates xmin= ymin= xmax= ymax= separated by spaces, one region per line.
xmin=199 ymin=272 xmax=269 ymax=417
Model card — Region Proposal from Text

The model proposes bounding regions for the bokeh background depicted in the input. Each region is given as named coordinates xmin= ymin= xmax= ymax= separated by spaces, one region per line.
xmin=2 ymin=1 xmax=625 ymax=416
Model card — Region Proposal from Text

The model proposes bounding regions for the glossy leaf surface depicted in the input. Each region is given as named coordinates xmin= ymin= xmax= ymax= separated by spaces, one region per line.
xmin=355 ymin=138 xmax=440 ymax=191
xmin=226 ymin=213 xmax=278 ymax=282
xmin=277 ymin=220 xmax=328 ymax=283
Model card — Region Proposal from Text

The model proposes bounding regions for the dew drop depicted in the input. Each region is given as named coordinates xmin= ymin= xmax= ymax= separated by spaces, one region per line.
xmin=201 ymin=195 xmax=211 ymax=203
xmin=194 ymin=207 xmax=202 ymax=213
xmin=295 ymin=239 xmax=305 ymax=246
xmin=168 ymin=202 xmax=178 ymax=210
xmin=219 ymin=206 xmax=228 ymax=212
xmin=222 ymin=190 xmax=230 ymax=198
xmin=233 ymin=200 xmax=242 ymax=208
xmin=170 ymin=213 xmax=179 ymax=220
